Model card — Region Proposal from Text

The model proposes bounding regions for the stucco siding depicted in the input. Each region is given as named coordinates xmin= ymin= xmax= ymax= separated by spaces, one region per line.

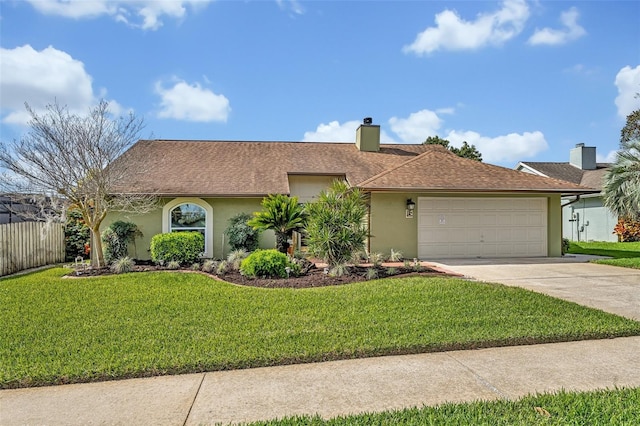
xmin=368 ymin=193 xmax=419 ymax=259
xmin=288 ymin=175 xmax=343 ymax=203
xmin=562 ymin=195 xmax=618 ymax=242
xmin=370 ymin=193 xmax=562 ymax=259
xmin=104 ymin=197 xmax=272 ymax=261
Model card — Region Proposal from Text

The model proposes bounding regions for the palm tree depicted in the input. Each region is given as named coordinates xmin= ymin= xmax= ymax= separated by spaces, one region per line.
xmin=248 ymin=194 xmax=306 ymax=253
xmin=603 ymin=109 xmax=640 ymax=221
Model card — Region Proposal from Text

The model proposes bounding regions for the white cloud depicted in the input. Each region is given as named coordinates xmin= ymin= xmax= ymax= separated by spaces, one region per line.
xmin=155 ymin=79 xmax=230 ymax=122
xmin=302 ymin=120 xmax=395 ymax=143
xmin=614 ymin=65 xmax=640 ymax=118
xmin=528 ymin=7 xmax=586 ymax=46
xmin=303 ymin=109 xmax=546 ymax=165
xmin=403 ymin=0 xmax=529 ymax=55
xmin=26 ymin=0 xmax=211 ymax=30
xmin=0 ymin=45 xmax=97 ymax=125
xmin=596 ymin=150 xmax=618 ymax=164
xmin=276 ymin=0 xmax=304 ymax=15
xmin=445 ymin=129 xmax=548 ymax=163
xmin=388 ymin=110 xmax=442 ymax=143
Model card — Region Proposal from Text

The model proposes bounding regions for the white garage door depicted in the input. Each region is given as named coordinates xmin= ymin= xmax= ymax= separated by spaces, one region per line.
xmin=417 ymin=197 xmax=547 ymax=259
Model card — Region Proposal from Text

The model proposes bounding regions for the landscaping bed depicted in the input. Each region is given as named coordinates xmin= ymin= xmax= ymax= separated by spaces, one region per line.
xmin=68 ymin=261 xmax=451 ymax=288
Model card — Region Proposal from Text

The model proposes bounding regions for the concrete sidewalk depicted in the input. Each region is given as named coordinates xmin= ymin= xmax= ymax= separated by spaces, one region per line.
xmin=2 ymin=336 xmax=639 ymax=425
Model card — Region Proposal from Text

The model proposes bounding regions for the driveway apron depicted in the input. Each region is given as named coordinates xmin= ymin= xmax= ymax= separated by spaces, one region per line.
xmin=432 ymin=256 xmax=640 ymax=320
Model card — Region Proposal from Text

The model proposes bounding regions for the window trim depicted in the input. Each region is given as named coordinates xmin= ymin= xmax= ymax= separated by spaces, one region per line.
xmin=162 ymin=198 xmax=213 ymax=258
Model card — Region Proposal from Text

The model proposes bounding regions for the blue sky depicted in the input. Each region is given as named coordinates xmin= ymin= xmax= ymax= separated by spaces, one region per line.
xmin=1 ymin=0 xmax=639 ymax=167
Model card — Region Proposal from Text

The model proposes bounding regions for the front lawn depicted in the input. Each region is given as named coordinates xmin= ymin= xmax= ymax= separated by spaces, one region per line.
xmin=248 ymin=387 xmax=640 ymax=425
xmin=568 ymin=241 xmax=640 ymax=268
xmin=2 ymin=268 xmax=640 ymax=389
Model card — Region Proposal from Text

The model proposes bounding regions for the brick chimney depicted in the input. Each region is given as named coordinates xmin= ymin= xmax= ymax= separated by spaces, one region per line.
xmin=569 ymin=143 xmax=596 ymax=170
xmin=356 ymin=117 xmax=380 ymax=152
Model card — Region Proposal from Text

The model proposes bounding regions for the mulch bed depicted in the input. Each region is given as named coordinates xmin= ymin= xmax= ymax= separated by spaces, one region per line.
xmin=69 ymin=262 xmax=451 ymax=289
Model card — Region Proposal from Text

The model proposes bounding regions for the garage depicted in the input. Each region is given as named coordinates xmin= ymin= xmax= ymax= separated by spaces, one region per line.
xmin=417 ymin=197 xmax=547 ymax=259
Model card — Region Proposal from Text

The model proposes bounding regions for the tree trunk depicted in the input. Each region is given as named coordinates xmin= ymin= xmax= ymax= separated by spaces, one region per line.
xmin=275 ymin=232 xmax=289 ymax=254
xmin=90 ymin=226 xmax=105 ymax=267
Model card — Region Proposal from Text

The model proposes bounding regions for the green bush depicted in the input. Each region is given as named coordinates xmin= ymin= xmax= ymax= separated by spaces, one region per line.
xmin=305 ymin=180 xmax=368 ymax=266
xmin=65 ymin=208 xmax=90 ymax=261
xmin=225 ymin=213 xmax=260 ymax=252
xmin=240 ymin=249 xmax=294 ymax=278
xmin=102 ymin=221 xmax=142 ymax=264
xmin=150 ymin=232 xmax=204 ymax=265
xmin=562 ymin=238 xmax=571 ymax=255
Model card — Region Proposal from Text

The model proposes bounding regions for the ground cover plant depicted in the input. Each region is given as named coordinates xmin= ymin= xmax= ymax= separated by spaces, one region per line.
xmin=568 ymin=241 xmax=640 ymax=269
xmin=246 ymin=387 xmax=640 ymax=425
xmin=2 ymin=268 xmax=640 ymax=389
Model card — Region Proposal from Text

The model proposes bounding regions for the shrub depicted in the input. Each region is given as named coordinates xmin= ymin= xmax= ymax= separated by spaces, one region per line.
xmin=562 ymin=238 xmax=571 ymax=255
xmin=365 ymin=267 xmax=378 ymax=280
xmin=216 ymin=260 xmax=229 ymax=275
xmin=65 ymin=208 xmax=90 ymax=261
xmin=227 ymin=249 xmax=248 ymax=270
xmin=369 ymin=252 xmax=384 ymax=266
xmin=389 ymin=248 xmax=403 ymax=262
xmin=167 ymin=260 xmax=181 ymax=270
xmin=225 ymin=213 xmax=260 ymax=252
xmin=202 ymin=260 xmax=217 ymax=273
xmin=102 ymin=221 xmax=142 ymax=264
xmin=613 ymin=218 xmax=640 ymax=242
xmin=329 ymin=263 xmax=349 ymax=277
xmin=240 ymin=249 xmax=294 ymax=278
xmin=306 ymin=180 xmax=368 ymax=267
xmin=191 ymin=262 xmax=201 ymax=271
xmin=150 ymin=232 xmax=204 ymax=265
xmin=110 ymin=257 xmax=134 ymax=274
xmin=386 ymin=267 xmax=397 ymax=275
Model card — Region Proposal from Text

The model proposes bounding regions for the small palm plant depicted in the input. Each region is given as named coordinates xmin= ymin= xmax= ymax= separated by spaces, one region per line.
xmin=248 ymin=194 xmax=306 ymax=253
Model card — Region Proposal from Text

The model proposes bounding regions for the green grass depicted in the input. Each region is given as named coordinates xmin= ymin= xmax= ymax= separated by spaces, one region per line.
xmin=568 ymin=241 xmax=640 ymax=269
xmin=2 ymin=268 xmax=640 ymax=389
xmin=246 ymin=387 xmax=640 ymax=425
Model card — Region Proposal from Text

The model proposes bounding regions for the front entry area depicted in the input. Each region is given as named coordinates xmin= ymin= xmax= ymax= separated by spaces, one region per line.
xmin=417 ymin=197 xmax=547 ymax=259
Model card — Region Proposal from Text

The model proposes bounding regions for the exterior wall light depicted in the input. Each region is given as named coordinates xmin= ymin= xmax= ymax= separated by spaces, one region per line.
xmin=406 ymin=199 xmax=416 ymax=210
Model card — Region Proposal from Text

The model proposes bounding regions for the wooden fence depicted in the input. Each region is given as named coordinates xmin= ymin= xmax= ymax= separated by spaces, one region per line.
xmin=0 ymin=222 xmax=65 ymax=277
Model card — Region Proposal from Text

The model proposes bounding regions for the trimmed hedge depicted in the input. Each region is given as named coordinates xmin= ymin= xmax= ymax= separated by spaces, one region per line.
xmin=150 ymin=232 xmax=204 ymax=265
xmin=240 ymin=249 xmax=296 ymax=278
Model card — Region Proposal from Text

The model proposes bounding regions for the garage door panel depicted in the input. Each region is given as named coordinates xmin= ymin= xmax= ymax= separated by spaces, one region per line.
xmin=417 ymin=197 xmax=547 ymax=259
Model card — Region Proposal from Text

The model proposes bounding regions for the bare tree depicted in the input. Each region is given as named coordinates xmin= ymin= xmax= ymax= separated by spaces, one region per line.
xmin=0 ymin=100 xmax=157 ymax=267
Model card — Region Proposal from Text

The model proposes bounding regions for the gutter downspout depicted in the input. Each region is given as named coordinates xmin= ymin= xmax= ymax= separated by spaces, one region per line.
xmin=561 ymin=194 xmax=581 ymax=208
xmin=561 ymin=195 xmax=582 ymax=243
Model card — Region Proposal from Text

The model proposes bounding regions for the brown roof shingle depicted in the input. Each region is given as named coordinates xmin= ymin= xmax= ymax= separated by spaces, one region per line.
xmin=519 ymin=161 xmax=611 ymax=190
xmin=113 ymin=140 xmax=593 ymax=196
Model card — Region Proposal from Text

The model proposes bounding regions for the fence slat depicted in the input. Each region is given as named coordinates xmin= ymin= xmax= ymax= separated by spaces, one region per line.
xmin=0 ymin=222 xmax=65 ymax=277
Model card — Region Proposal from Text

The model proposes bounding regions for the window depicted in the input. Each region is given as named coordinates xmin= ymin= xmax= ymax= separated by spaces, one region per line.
xmin=163 ymin=198 xmax=213 ymax=258
xmin=170 ymin=203 xmax=206 ymax=237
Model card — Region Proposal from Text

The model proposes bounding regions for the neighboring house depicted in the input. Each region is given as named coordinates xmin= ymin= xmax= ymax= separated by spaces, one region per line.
xmin=0 ymin=195 xmax=43 ymax=224
xmin=107 ymin=119 xmax=593 ymax=260
xmin=516 ymin=144 xmax=617 ymax=242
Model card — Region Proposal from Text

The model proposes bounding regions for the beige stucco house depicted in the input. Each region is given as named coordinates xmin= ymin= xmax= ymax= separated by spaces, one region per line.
xmin=107 ymin=119 xmax=593 ymax=260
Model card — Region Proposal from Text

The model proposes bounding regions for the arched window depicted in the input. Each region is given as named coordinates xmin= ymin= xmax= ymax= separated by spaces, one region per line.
xmin=170 ymin=203 xmax=206 ymax=236
xmin=163 ymin=198 xmax=213 ymax=258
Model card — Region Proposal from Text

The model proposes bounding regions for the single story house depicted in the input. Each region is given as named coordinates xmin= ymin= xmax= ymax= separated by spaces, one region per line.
xmin=515 ymin=144 xmax=617 ymax=242
xmin=107 ymin=119 xmax=594 ymax=260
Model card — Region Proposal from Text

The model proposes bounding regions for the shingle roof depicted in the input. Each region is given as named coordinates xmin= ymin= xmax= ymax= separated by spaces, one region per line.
xmin=113 ymin=140 xmax=593 ymax=196
xmin=518 ymin=161 xmax=611 ymax=190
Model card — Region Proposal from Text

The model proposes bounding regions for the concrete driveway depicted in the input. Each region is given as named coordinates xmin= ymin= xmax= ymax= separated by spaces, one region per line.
xmin=431 ymin=255 xmax=640 ymax=321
